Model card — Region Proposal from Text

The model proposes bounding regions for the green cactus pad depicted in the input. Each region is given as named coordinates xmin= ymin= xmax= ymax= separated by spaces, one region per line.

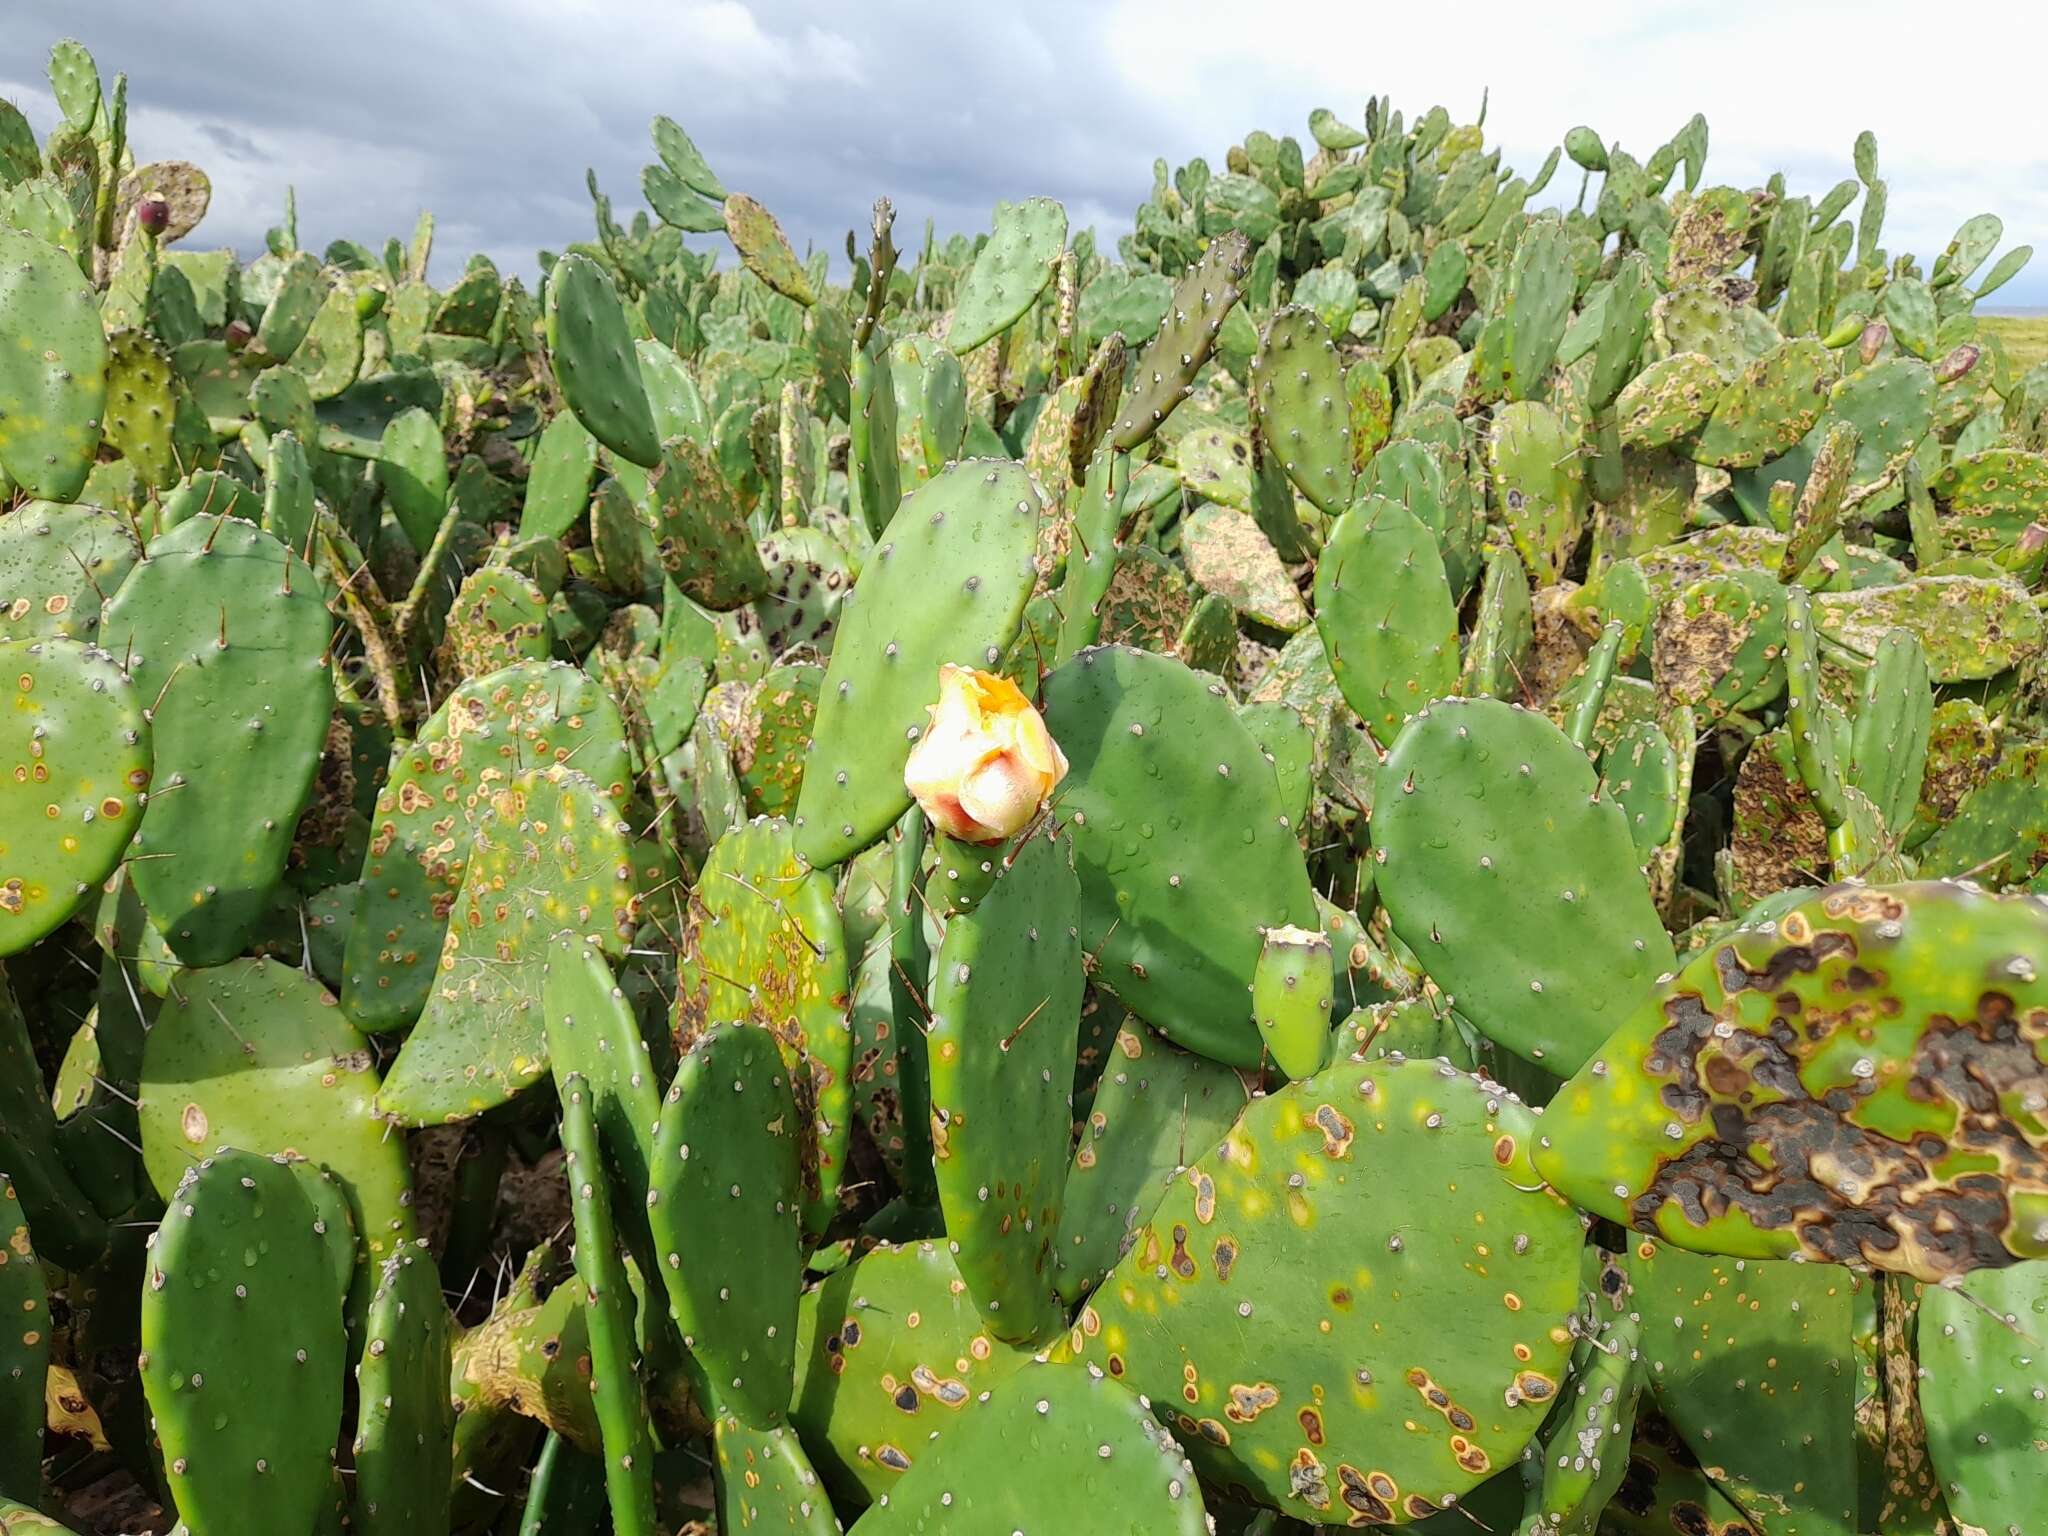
xmin=0 ymin=638 xmax=150 ymax=956
xmin=142 ymin=1150 xmax=347 ymax=1536
xmin=855 ymin=1360 xmax=1209 ymax=1534
xmin=1514 ymin=1297 xmax=1642 ymax=1535
xmin=1252 ymin=306 xmax=1354 ymax=513
xmin=1688 ymin=338 xmax=1833 ymax=469
xmin=139 ymin=956 xmax=415 ymax=1260
xmin=1372 ymin=697 xmax=1676 ymax=1074
xmin=0 ymin=502 xmax=139 ymax=645
xmin=926 ymin=827 xmax=1084 ymax=1343
xmin=1615 ymin=352 xmax=1720 ymax=452
xmin=1487 ymin=400 xmax=1589 ymax=586
xmin=1315 ymin=495 xmax=1460 ymax=745
xmin=791 ymin=1239 xmax=1026 ymax=1506
xmin=442 ymin=564 xmax=551 ymax=680
xmin=675 ymin=816 xmax=853 ymax=1232
xmin=0 ymin=976 xmax=106 ymax=1268
xmin=98 ymin=514 xmax=330 ymax=966
xmin=1628 ymin=1240 xmax=1859 ymax=1535
xmin=1041 ymin=645 xmax=1320 ymax=1067
xmin=546 ymin=254 xmax=663 ymax=469
xmin=1110 ymin=232 xmax=1251 ymax=452
xmin=343 ymin=660 xmax=630 ymax=1032
xmin=379 ymin=764 xmax=639 ymax=1123
xmin=948 ymin=197 xmax=1066 ymax=353
xmin=650 ymin=437 xmax=769 ymax=610
xmin=708 ymin=1394 xmax=843 ymax=1534
xmin=519 ymin=409 xmax=600 ymax=540
xmin=793 ymin=460 xmax=1042 ymax=868
xmin=558 ymin=1075 xmax=658 ymax=1535
xmin=0 ymin=1176 xmax=49 ymax=1506
xmin=540 ymin=934 xmax=662 ymax=1201
xmin=1075 ymin=1056 xmax=1583 ymax=1523
xmin=1600 ymin=719 xmax=1681 ymax=857
xmin=646 ymin=1021 xmax=802 ymax=1428
xmin=351 ymin=1249 xmax=454 ymax=1536
xmin=1919 ymin=1258 xmax=2048 ymax=1533
xmin=723 ymin=194 xmax=817 ymax=306
xmin=1055 ymin=1019 xmax=1248 ymax=1308
xmin=1535 ymin=881 xmax=2048 ymax=1282
xmin=1813 ymin=574 xmax=2041 ymax=683
xmin=0 ymin=230 xmax=109 ymax=501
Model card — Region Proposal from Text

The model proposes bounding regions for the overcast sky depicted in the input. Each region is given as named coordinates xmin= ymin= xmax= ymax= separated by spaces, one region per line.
xmin=7 ymin=0 xmax=2045 ymax=305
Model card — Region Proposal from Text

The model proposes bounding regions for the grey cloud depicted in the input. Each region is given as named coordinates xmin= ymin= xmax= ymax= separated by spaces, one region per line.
xmin=3 ymin=1 xmax=2041 ymax=305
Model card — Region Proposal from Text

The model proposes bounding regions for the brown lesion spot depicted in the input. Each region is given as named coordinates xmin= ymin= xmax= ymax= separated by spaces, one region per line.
xmin=1225 ymin=1382 xmax=1280 ymax=1422
xmin=1313 ymin=1103 xmax=1355 ymax=1158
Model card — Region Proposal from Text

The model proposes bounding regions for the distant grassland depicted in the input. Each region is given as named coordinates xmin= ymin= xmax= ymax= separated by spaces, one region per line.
xmin=1980 ymin=313 xmax=2048 ymax=374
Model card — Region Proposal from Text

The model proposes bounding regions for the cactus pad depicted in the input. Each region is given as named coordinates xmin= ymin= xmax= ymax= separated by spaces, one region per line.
xmin=675 ymin=816 xmax=853 ymax=1232
xmin=856 ymin=1361 xmax=1209 ymax=1534
xmin=99 ymin=514 xmax=330 ymax=966
xmin=1535 ymin=881 xmax=2048 ymax=1282
xmin=1372 ymin=698 xmax=1676 ymax=1073
xmin=343 ymin=661 xmax=630 ymax=1031
xmin=1315 ymin=495 xmax=1461 ymax=744
xmin=378 ymin=764 xmax=639 ymax=1123
xmin=1074 ymin=1055 xmax=1583 ymax=1524
xmin=646 ymin=1022 xmax=802 ymax=1428
xmin=926 ymin=827 xmax=1085 ymax=1343
xmin=0 ymin=637 xmax=150 ymax=956
xmin=793 ymin=461 xmax=1042 ymax=868
xmin=0 ymin=230 xmax=108 ymax=501
xmin=141 ymin=1150 xmax=347 ymax=1536
xmin=1041 ymin=645 xmax=1320 ymax=1067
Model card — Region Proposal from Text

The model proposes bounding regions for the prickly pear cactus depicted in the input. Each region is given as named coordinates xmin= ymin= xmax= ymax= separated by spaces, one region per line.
xmin=99 ymin=514 xmax=331 ymax=966
xmin=853 ymin=1361 xmax=1210 ymax=1534
xmin=377 ymin=764 xmax=639 ymax=1123
xmin=646 ymin=1022 xmax=804 ymax=1430
xmin=793 ymin=461 xmax=1042 ymax=868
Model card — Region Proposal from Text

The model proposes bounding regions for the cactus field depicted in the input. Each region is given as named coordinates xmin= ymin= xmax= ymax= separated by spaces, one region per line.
xmin=7 ymin=32 xmax=2048 ymax=1536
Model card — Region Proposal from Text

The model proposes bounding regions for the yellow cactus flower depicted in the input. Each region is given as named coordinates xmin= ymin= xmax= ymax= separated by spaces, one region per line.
xmin=903 ymin=664 xmax=1069 ymax=844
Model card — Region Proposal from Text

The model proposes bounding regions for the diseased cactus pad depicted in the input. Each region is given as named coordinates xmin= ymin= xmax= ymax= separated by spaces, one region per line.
xmin=1073 ymin=1055 xmax=1582 ymax=1525
xmin=1536 ymin=881 xmax=2048 ymax=1282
